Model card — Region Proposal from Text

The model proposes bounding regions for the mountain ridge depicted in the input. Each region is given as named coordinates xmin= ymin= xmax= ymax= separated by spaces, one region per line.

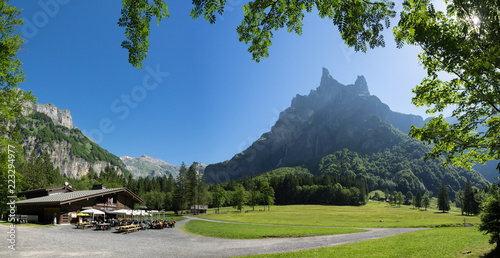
xmin=205 ymin=68 xmax=425 ymax=183
xmin=121 ymin=154 xmax=208 ymax=179
xmin=204 ymin=68 xmax=490 ymax=197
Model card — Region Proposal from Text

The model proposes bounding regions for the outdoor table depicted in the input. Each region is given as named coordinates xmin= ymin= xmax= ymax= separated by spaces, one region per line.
xmin=96 ymin=223 xmax=111 ymax=230
xmin=75 ymin=222 xmax=93 ymax=229
xmin=115 ymin=224 xmax=141 ymax=233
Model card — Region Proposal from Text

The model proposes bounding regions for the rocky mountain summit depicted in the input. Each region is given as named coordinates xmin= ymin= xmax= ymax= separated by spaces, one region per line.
xmin=204 ymin=68 xmax=488 ymax=190
xmin=24 ymin=102 xmax=74 ymax=129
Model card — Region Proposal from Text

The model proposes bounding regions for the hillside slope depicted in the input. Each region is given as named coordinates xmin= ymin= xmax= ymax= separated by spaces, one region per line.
xmin=18 ymin=104 xmax=127 ymax=178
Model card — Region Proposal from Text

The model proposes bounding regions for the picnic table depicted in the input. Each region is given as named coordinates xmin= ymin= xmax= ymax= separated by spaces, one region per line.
xmin=115 ymin=224 xmax=141 ymax=233
xmin=75 ymin=222 xmax=93 ymax=229
xmin=95 ymin=223 xmax=111 ymax=231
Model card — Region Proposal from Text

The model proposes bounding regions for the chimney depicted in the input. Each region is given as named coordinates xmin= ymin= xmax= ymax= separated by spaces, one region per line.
xmin=92 ymin=184 xmax=106 ymax=190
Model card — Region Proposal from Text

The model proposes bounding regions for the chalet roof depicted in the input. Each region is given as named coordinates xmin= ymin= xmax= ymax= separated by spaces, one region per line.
xmin=16 ymin=188 xmax=143 ymax=205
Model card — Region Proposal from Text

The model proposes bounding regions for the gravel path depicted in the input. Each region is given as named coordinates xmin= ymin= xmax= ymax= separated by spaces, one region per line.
xmin=0 ymin=218 xmax=427 ymax=257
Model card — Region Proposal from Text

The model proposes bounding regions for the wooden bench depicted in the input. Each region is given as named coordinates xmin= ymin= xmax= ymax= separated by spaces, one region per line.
xmin=115 ymin=225 xmax=141 ymax=233
xmin=75 ymin=222 xmax=93 ymax=229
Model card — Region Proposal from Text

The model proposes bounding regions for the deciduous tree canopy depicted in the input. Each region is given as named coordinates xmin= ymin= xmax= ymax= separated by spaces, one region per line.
xmin=119 ymin=0 xmax=396 ymax=68
xmin=394 ymin=0 xmax=500 ymax=170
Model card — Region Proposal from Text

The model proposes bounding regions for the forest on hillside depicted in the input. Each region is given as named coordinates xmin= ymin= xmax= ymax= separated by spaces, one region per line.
xmin=18 ymin=112 xmax=126 ymax=172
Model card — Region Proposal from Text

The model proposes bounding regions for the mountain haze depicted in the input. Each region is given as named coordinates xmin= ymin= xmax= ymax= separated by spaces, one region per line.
xmin=121 ymin=155 xmax=180 ymax=179
xmin=205 ymin=68 xmax=489 ymax=197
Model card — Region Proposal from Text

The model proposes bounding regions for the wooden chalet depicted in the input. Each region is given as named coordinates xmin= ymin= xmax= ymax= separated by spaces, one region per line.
xmin=16 ymin=185 xmax=143 ymax=224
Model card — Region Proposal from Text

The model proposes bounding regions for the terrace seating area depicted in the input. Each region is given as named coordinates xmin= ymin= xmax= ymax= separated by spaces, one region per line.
xmin=73 ymin=218 xmax=177 ymax=233
xmin=75 ymin=222 xmax=94 ymax=229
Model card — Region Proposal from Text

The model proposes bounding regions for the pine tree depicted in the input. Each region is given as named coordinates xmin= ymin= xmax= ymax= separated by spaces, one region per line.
xmin=196 ymin=171 xmax=208 ymax=210
xmin=463 ymin=180 xmax=475 ymax=216
xmin=405 ymin=191 xmax=413 ymax=205
xmin=173 ymin=162 xmax=187 ymax=214
xmin=479 ymin=185 xmax=500 ymax=250
xmin=415 ymin=190 xmax=422 ymax=209
xmin=422 ymin=194 xmax=430 ymax=211
xmin=186 ymin=162 xmax=198 ymax=210
xmin=438 ymin=181 xmax=450 ymax=213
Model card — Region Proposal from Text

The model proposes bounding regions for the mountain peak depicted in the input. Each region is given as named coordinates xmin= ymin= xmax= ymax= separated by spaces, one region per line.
xmin=205 ymin=68 xmax=427 ymax=183
xmin=321 ymin=67 xmax=332 ymax=82
xmin=24 ymin=102 xmax=74 ymax=129
xmin=354 ymin=75 xmax=370 ymax=96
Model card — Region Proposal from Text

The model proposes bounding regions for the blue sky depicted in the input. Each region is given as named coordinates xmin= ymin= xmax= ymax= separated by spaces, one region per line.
xmin=14 ymin=0 xmax=431 ymax=166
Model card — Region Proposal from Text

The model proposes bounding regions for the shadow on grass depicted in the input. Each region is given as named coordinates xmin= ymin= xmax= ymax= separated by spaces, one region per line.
xmin=481 ymin=247 xmax=499 ymax=257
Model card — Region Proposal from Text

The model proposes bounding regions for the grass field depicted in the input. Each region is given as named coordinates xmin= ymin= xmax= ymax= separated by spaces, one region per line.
xmin=183 ymin=220 xmax=366 ymax=239
xmin=190 ymin=202 xmax=495 ymax=256
xmin=200 ymin=201 xmax=480 ymax=228
xmin=244 ymin=227 xmax=494 ymax=257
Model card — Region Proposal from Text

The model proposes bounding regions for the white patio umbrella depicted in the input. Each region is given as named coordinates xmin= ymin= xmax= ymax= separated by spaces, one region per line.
xmin=80 ymin=208 xmax=105 ymax=221
xmin=111 ymin=209 xmax=133 ymax=218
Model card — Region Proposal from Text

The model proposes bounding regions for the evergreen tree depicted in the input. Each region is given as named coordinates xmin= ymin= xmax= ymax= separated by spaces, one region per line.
xmin=479 ymin=185 xmax=500 ymax=251
xmin=88 ymin=167 xmax=98 ymax=181
xmin=438 ymin=181 xmax=451 ymax=213
xmin=20 ymin=151 xmax=47 ymax=190
xmin=405 ymin=191 xmax=413 ymax=205
xmin=415 ymin=190 xmax=422 ymax=209
xmin=463 ymin=180 xmax=474 ymax=216
xmin=186 ymin=162 xmax=198 ymax=209
xmin=456 ymin=190 xmax=465 ymax=215
xmin=196 ymin=171 xmax=208 ymax=209
xmin=166 ymin=174 xmax=175 ymax=192
xmin=127 ymin=174 xmax=136 ymax=192
xmin=173 ymin=162 xmax=187 ymax=214
xmin=422 ymin=194 xmax=430 ymax=211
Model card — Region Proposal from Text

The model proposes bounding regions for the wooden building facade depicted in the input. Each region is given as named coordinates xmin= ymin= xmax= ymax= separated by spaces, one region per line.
xmin=16 ymin=187 xmax=143 ymax=224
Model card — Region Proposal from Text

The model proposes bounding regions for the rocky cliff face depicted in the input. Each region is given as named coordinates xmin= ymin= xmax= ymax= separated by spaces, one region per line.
xmin=204 ymin=68 xmax=426 ymax=183
xmin=24 ymin=102 xmax=74 ymax=128
xmin=22 ymin=136 xmax=123 ymax=178
xmin=20 ymin=103 xmax=125 ymax=178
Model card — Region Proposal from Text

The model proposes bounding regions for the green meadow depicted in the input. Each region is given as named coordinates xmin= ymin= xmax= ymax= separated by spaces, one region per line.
xmin=198 ymin=201 xmax=481 ymax=228
xmin=183 ymin=220 xmax=365 ymax=239
xmin=244 ymin=227 xmax=493 ymax=257
xmin=183 ymin=201 xmax=495 ymax=257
